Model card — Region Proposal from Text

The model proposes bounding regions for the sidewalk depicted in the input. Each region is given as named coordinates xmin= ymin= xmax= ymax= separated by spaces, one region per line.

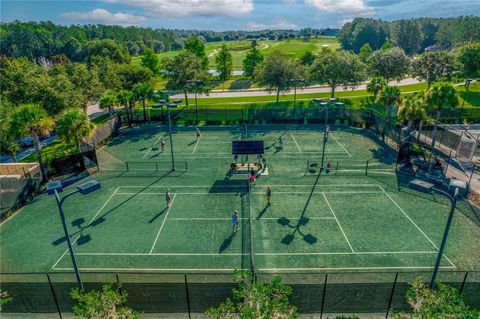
xmin=172 ymin=78 xmax=422 ymax=99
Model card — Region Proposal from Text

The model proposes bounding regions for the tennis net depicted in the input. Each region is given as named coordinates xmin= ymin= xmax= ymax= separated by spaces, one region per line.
xmin=247 ymin=183 xmax=255 ymax=273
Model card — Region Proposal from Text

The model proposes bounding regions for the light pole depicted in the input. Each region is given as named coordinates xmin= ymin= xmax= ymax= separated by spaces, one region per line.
xmin=46 ymin=179 xmax=102 ymax=290
xmin=458 ymin=79 xmax=478 ymax=122
xmin=313 ymin=98 xmax=344 ymax=169
xmin=153 ymin=99 xmax=182 ymax=171
xmin=290 ymin=79 xmax=305 ymax=119
xmin=186 ymin=80 xmax=203 ymax=124
xmin=430 ymin=187 xmax=460 ymax=288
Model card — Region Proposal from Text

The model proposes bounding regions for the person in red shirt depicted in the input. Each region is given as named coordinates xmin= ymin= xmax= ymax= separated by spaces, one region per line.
xmin=325 ymin=162 xmax=331 ymax=175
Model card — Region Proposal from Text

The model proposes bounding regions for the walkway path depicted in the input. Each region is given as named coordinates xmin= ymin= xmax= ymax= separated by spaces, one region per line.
xmin=172 ymin=78 xmax=422 ymax=99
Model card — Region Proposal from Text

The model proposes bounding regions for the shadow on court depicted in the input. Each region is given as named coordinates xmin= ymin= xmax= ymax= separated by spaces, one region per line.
xmin=256 ymin=205 xmax=269 ymax=219
xmin=52 ymin=217 xmax=94 ymax=246
xmin=51 ymin=170 xmax=173 ymax=247
xmin=278 ymin=168 xmax=320 ymax=246
xmin=149 ymin=207 xmax=168 ymax=223
xmin=219 ymin=231 xmax=237 ymax=253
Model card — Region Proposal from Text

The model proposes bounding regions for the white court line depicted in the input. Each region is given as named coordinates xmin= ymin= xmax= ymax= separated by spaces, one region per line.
xmin=192 ymin=139 xmax=200 ymax=154
xmin=258 ymin=266 xmax=456 ymax=271
xmin=168 ymin=217 xmax=335 ymax=221
xmin=75 ymin=252 xmax=247 ymax=256
xmin=115 ymin=191 xmax=384 ymax=195
xmin=330 ymin=134 xmax=352 ymax=157
xmin=257 ymin=251 xmax=438 ymax=256
xmin=189 ymin=151 xmax=345 ymax=155
xmin=149 ymin=194 xmax=176 ymax=254
xmin=51 ymin=187 xmax=120 ymax=270
xmin=53 ymin=265 xmax=455 ymax=272
xmin=322 ymin=192 xmax=355 ymax=253
xmin=118 ymin=184 xmax=381 ymax=188
xmin=73 ymin=251 xmax=436 ymax=257
xmin=200 ymin=141 xmax=232 ymax=144
xmin=378 ymin=186 xmax=457 ymax=268
xmin=290 ymin=133 xmax=302 ymax=153
xmin=54 ymin=267 xmax=239 ymax=272
xmin=143 ymin=135 xmax=163 ymax=159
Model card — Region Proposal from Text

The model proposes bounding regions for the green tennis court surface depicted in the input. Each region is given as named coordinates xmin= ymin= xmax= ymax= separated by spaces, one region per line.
xmin=2 ymin=124 xmax=480 ymax=273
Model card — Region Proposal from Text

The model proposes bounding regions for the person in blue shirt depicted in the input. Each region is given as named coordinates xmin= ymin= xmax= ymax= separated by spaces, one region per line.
xmin=165 ymin=189 xmax=172 ymax=208
xmin=232 ymin=210 xmax=239 ymax=233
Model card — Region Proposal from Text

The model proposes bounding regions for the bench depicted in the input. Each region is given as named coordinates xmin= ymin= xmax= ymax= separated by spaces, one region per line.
xmin=230 ymin=163 xmax=268 ymax=176
xmin=409 ymin=179 xmax=434 ymax=193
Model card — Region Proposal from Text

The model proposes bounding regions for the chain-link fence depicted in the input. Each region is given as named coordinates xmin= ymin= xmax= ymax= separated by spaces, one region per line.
xmin=414 ymin=124 xmax=480 ymax=161
xmin=0 ymin=163 xmax=42 ymax=217
xmin=1 ymin=270 xmax=478 ymax=317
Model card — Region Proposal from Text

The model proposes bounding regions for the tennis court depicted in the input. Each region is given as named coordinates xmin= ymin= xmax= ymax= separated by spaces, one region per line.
xmin=48 ymin=181 xmax=457 ymax=272
xmin=1 ymin=124 xmax=479 ymax=274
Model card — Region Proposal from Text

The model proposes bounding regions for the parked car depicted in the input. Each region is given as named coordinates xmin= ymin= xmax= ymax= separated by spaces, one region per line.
xmin=17 ymin=137 xmax=34 ymax=147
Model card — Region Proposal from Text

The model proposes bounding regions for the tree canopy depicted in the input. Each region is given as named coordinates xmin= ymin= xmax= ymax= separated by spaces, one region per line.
xmin=412 ymin=51 xmax=457 ymax=87
xmin=215 ymin=44 xmax=233 ymax=81
xmin=369 ymin=47 xmax=410 ymax=82
xmin=310 ymin=49 xmax=366 ymax=97
xmin=243 ymin=42 xmax=264 ymax=78
xmin=254 ymin=50 xmax=303 ymax=102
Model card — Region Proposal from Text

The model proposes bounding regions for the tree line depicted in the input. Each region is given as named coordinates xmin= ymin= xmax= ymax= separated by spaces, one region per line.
xmin=339 ymin=16 xmax=480 ymax=55
xmin=0 ymin=21 xmax=335 ymax=61
xmin=1 ymin=31 xmax=479 ymax=178
xmin=151 ymin=28 xmax=479 ymax=103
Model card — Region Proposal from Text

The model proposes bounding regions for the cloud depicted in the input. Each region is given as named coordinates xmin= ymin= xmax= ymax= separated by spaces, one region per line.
xmin=305 ymin=0 xmax=374 ymax=15
xmin=337 ymin=18 xmax=354 ymax=26
xmin=61 ymin=9 xmax=145 ymax=25
xmin=102 ymin=0 xmax=254 ymax=18
xmin=245 ymin=19 xmax=298 ymax=30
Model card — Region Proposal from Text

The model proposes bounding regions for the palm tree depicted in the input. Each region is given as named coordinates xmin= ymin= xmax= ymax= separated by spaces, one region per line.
xmin=99 ymin=90 xmax=118 ymax=115
xmin=133 ymin=83 xmax=154 ymax=122
xmin=56 ymin=109 xmax=95 ymax=150
xmin=9 ymin=104 xmax=54 ymax=181
xmin=378 ymin=85 xmax=402 ymax=137
xmin=425 ymin=83 xmax=459 ymax=147
xmin=116 ymin=90 xmax=133 ymax=127
xmin=397 ymin=94 xmax=428 ymax=131
xmin=367 ymin=77 xmax=386 ymax=100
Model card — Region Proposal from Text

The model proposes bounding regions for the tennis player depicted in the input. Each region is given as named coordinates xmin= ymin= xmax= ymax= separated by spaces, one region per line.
xmin=196 ymin=128 xmax=201 ymax=140
xmin=165 ymin=189 xmax=172 ymax=208
xmin=232 ymin=210 xmax=239 ymax=233
xmin=266 ymin=185 xmax=272 ymax=205
xmin=160 ymin=138 xmax=165 ymax=152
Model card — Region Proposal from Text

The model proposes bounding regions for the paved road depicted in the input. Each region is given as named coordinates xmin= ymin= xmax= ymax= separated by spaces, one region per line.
xmin=172 ymin=78 xmax=422 ymax=99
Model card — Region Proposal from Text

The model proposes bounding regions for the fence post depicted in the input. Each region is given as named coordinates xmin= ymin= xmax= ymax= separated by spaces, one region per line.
xmin=319 ymin=274 xmax=328 ymax=319
xmin=459 ymin=271 xmax=469 ymax=295
xmin=334 ymin=161 xmax=339 ymax=176
xmin=365 ymin=160 xmax=369 ymax=176
xmin=116 ymin=273 xmax=126 ymax=306
xmin=47 ymin=273 xmax=63 ymax=319
xmin=466 ymin=163 xmax=476 ymax=194
xmin=155 ymin=162 xmax=158 ymax=171
xmin=385 ymin=272 xmax=398 ymax=319
xmin=444 ymin=150 xmax=452 ymax=176
xmin=439 ymin=127 xmax=445 ymax=146
xmin=184 ymin=274 xmax=192 ymax=319
xmin=125 ymin=162 xmax=129 ymax=171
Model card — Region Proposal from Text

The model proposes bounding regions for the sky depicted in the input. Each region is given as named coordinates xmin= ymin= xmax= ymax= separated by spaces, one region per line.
xmin=1 ymin=0 xmax=479 ymax=31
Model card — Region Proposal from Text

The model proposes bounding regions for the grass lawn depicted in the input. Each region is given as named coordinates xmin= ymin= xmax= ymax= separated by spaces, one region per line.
xmin=139 ymin=81 xmax=480 ymax=122
xmin=20 ymin=139 xmax=76 ymax=163
xmin=132 ymin=37 xmax=340 ymax=71
xmin=20 ymin=115 xmax=114 ymax=163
